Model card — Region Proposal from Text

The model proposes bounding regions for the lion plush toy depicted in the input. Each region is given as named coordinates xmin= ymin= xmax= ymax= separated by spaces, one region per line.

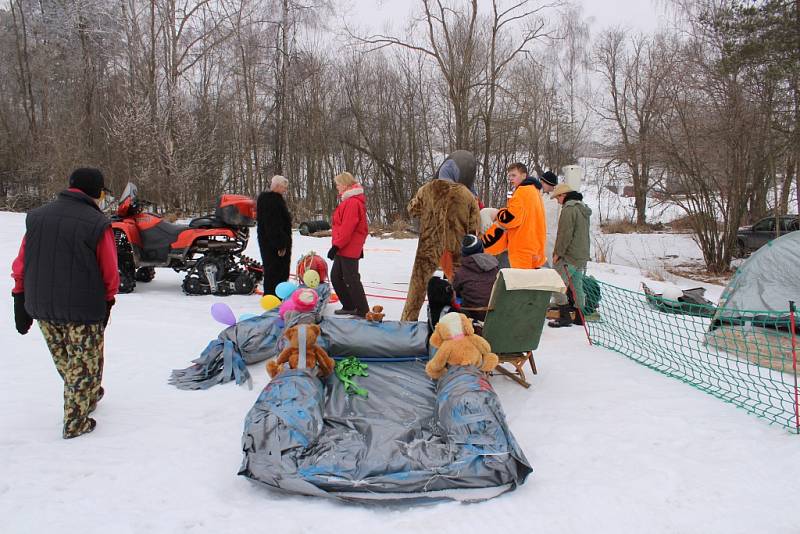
xmin=425 ymin=312 xmax=498 ymax=379
xmin=266 ymin=324 xmax=335 ymax=378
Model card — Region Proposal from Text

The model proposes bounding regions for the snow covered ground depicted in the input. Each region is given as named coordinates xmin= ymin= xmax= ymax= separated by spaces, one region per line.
xmin=2 ymin=210 xmax=800 ymax=533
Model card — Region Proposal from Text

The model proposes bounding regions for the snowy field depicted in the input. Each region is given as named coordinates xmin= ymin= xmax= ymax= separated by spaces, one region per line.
xmin=2 ymin=210 xmax=800 ymax=533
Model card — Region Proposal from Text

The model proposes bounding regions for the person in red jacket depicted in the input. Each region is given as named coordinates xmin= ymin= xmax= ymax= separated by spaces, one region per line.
xmin=327 ymin=172 xmax=370 ymax=317
xmin=12 ymin=168 xmax=119 ymax=439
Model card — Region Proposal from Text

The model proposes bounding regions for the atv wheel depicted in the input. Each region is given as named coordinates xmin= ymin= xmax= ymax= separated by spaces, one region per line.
xmin=182 ymin=274 xmax=208 ymax=296
xmin=119 ymin=273 xmax=136 ymax=294
xmin=135 ymin=267 xmax=156 ymax=283
xmin=234 ymin=271 xmax=257 ymax=295
xmin=240 ymin=255 xmax=264 ymax=282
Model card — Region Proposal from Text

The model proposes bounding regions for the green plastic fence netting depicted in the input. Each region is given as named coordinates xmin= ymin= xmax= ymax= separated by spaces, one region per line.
xmin=572 ymin=269 xmax=800 ymax=432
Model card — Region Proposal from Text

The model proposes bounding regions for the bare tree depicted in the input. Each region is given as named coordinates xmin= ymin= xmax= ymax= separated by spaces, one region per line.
xmin=595 ymin=29 xmax=677 ymax=227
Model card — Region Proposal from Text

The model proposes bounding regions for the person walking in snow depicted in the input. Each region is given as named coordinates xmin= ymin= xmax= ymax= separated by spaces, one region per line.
xmin=12 ymin=168 xmax=119 ymax=439
xmin=453 ymin=235 xmax=499 ymax=321
xmin=328 ymin=172 xmax=370 ymax=318
xmin=401 ymin=150 xmax=481 ymax=322
xmin=548 ymin=183 xmax=592 ymax=328
xmin=482 ymin=162 xmax=547 ymax=269
xmin=257 ymin=175 xmax=292 ymax=296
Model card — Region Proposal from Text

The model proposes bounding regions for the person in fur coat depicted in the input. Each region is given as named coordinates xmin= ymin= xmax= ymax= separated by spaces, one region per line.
xmin=401 ymin=150 xmax=481 ymax=321
xmin=257 ymin=175 xmax=293 ymax=295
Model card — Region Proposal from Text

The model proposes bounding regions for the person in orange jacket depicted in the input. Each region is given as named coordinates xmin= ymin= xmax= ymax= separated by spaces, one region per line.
xmin=481 ymin=162 xmax=547 ymax=269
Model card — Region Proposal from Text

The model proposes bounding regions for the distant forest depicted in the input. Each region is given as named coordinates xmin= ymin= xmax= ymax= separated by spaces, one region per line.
xmin=1 ymin=0 xmax=797 ymax=271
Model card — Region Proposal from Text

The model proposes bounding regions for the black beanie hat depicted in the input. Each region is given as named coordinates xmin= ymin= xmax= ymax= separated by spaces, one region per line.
xmin=461 ymin=234 xmax=484 ymax=257
xmin=68 ymin=167 xmax=108 ymax=199
xmin=541 ymin=171 xmax=558 ymax=187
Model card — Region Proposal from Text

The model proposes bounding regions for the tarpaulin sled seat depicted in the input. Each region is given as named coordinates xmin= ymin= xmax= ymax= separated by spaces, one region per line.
xmin=238 ymin=320 xmax=532 ymax=502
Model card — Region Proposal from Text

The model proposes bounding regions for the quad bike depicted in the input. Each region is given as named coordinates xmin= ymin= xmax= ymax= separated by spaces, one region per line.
xmin=111 ymin=183 xmax=262 ymax=296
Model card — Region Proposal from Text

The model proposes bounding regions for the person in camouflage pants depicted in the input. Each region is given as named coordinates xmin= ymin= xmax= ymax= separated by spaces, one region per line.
xmin=39 ymin=322 xmax=105 ymax=438
xmin=12 ymin=168 xmax=118 ymax=439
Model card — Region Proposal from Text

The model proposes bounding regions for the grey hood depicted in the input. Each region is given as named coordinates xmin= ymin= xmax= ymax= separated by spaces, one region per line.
xmin=436 ymin=150 xmax=477 ymax=190
xmin=464 ymin=253 xmax=500 ymax=273
xmin=564 ymin=199 xmax=592 ymax=221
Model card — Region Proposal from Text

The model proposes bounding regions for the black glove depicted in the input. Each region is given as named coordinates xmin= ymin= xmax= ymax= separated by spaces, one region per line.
xmin=327 ymin=246 xmax=338 ymax=261
xmin=360 ymin=250 xmax=364 ymax=260
xmin=104 ymin=298 xmax=115 ymax=328
xmin=13 ymin=292 xmax=33 ymax=335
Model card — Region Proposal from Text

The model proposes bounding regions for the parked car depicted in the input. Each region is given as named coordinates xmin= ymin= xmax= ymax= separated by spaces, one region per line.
xmin=735 ymin=215 xmax=799 ymax=257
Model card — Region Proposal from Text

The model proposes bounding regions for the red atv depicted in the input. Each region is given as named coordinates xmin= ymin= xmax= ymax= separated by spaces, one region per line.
xmin=111 ymin=183 xmax=262 ymax=295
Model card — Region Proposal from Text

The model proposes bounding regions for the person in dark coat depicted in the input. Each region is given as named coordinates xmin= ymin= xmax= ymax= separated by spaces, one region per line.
xmin=453 ymin=234 xmax=499 ymax=321
xmin=12 ymin=168 xmax=119 ymax=439
xmin=328 ymin=172 xmax=370 ymax=317
xmin=257 ymin=175 xmax=292 ymax=296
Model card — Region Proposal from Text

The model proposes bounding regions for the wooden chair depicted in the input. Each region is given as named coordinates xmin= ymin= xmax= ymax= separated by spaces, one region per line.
xmin=462 ymin=268 xmax=566 ymax=388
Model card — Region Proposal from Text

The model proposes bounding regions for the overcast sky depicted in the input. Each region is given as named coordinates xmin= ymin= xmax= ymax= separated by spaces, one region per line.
xmin=340 ymin=0 xmax=666 ymax=36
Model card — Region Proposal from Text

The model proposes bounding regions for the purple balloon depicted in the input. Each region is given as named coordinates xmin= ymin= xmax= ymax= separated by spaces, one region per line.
xmin=210 ymin=302 xmax=237 ymax=326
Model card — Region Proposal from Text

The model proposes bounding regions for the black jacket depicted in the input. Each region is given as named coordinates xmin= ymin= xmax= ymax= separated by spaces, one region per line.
xmin=24 ymin=190 xmax=110 ymax=323
xmin=257 ymin=191 xmax=292 ymax=253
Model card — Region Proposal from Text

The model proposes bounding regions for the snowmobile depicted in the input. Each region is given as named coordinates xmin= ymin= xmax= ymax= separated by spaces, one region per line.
xmin=111 ymin=183 xmax=262 ymax=296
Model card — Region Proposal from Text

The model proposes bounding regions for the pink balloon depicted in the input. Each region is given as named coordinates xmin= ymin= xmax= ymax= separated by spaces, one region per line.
xmin=210 ymin=302 xmax=237 ymax=326
xmin=278 ymin=297 xmax=297 ymax=320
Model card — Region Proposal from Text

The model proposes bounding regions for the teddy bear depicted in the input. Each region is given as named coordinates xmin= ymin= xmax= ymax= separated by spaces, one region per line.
xmin=266 ymin=323 xmax=335 ymax=379
xmin=425 ymin=312 xmax=498 ymax=380
xmin=365 ymin=305 xmax=385 ymax=322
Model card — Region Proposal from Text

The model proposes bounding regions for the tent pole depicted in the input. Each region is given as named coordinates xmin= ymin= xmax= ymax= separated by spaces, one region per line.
xmin=790 ymin=301 xmax=799 ymax=434
xmin=566 ymin=267 xmax=592 ymax=346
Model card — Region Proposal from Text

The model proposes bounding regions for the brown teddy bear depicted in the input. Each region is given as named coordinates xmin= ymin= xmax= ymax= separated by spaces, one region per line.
xmin=266 ymin=324 xmax=335 ymax=379
xmin=425 ymin=312 xmax=498 ymax=379
xmin=365 ymin=305 xmax=385 ymax=323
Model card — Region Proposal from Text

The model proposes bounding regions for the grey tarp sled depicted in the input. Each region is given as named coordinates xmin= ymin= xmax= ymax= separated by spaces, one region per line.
xmin=239 ymin=359 xmax=532 ymax=502
xmin=169 ymin=284 xmax=332 ymax=389
xmin=168 ymin=305 xmax=431 ymax=390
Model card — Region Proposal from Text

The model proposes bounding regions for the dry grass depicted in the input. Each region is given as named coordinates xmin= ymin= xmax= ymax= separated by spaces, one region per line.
xmin=601 ymin=218 xmax=639 ymax=234
xmin=666 ymin=263 xmax=733 ymax=286
xmin=593 ymin=234 xmax=615 ymax=263
xmin=645 ymin=265 xmax=670 ymax=282
xmin=666 ymin=214 xmax=696 ymax=233
xmin=705 ymin=327 xmax=795 ymax=374
xmin=601 ymin=218 xmax=665 ymax=234
xmin=368 ymin=218 xmax=417 ymax=239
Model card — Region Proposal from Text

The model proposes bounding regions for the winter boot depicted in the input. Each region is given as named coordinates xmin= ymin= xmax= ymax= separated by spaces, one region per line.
xmin=334 ymin=308 xmax=356 ymax=316
xmin=548 ymin=305 xmax=573 ymax=328
xmin=572 ymin=306 xmax=585 ymax=326
xmin=63 ymin=418 xmax=96 ymax=439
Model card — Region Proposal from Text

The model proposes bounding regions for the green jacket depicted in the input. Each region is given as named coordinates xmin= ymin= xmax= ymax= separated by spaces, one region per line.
xmin=553 ymin=194 xmax=592 ymax=267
